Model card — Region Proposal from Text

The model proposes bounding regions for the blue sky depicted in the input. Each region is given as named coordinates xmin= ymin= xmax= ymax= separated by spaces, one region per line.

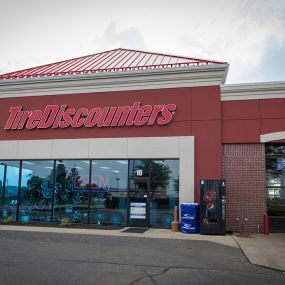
xmin=0 ymin=0 xmax=285 ymax=83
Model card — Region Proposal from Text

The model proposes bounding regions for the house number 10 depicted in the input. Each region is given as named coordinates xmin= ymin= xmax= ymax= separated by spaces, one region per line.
xmin=136 ymin=170 xmax=143 ymax=176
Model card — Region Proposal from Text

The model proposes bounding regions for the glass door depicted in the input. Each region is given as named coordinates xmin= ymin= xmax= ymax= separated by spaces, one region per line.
xmin=128 ymin=177 xmax=150 ymax=227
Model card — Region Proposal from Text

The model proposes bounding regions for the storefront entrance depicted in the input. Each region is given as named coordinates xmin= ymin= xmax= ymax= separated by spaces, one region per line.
xmin=128 ymin=177 xmax=150 ymax=227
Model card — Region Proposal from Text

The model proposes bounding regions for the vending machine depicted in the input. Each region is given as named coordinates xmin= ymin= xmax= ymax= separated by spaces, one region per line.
xmin=200 ymin=179 xmax=226 ymax=235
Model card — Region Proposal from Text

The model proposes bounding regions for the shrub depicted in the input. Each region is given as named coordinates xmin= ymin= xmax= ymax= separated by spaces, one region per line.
xmin=60 ymin=216 xmax=71 ymax=226
xmin=3 ymin=216 xmax=14 ymax=223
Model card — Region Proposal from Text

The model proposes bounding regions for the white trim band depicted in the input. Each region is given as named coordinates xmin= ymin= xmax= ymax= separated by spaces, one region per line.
xmin=260 ymin=131 xmax=285 ymax=143
xmin=0 ymin=65 xmax=228 ymax=98
xmin=221 ymin=81 xmax=285 ymax=101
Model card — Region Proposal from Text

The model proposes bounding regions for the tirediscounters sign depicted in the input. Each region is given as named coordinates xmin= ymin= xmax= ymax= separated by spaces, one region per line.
xmin=4 ymin=102 xmax=176 ymax=130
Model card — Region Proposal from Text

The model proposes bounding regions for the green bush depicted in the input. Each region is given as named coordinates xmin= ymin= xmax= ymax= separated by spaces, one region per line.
xmin=60 ymin=216 xmax=71 ymax=226
xmin=3 ymin=216 xmax=14 ymax=223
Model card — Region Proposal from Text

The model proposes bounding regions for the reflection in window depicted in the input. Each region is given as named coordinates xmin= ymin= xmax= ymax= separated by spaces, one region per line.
xmin=20 ymin=160 xmax=54 ymax=222
xmin=266 ymin=144 xmax=285 ymax=217
xmin=90 ymin=160 xmax=128 ymax=225
xmin=0 ymin=161 xmax=20 ymax=222
xmin=54 ymin=160 xmax=90 ymax=223
xmin=129 ymin=160 xmax=149 ymax=177
xmin=149 ymin=160 xmax=179 ymax=228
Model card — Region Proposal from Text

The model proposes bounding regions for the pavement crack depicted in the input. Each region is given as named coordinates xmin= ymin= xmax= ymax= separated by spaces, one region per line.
xmin=139 ymin=268 xmax=158 ymax=285
xmin=58 ymin=258 xmax=279 ymax=277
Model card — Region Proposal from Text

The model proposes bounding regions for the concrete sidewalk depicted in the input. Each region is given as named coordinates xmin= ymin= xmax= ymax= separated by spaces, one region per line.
xmin=0 ymin=225 xmax=284 ymax=272
xmin=233 ymin=233 xmax=285 ymax=272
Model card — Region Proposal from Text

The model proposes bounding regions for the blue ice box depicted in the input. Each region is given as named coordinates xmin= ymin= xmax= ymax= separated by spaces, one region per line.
xmin=180 ymin=203 xmax=199 ymax=233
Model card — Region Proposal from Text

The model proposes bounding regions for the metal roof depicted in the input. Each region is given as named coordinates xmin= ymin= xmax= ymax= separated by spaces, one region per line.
xmin=0 ymin=48 xmax=227 ymax=80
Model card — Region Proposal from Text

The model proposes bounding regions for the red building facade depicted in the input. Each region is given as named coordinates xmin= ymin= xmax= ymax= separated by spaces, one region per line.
xmin=0 ymin=49 xmax=284 ymax=232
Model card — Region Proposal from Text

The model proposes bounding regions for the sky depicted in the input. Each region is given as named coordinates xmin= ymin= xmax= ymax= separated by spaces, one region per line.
xmin=0 ymin=0 xmax=285 ymax=84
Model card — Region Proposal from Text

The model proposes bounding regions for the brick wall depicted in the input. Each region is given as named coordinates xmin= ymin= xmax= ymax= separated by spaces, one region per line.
xmin=222 ymin=144 xmax=267 ymax=233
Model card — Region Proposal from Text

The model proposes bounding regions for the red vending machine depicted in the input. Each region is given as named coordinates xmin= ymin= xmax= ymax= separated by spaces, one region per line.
xmin=200 ymin=179 xmax=226 ymax=235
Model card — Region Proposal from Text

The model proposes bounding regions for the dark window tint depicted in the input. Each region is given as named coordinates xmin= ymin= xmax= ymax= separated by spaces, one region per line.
xmin=0 ymin=161 xmax=20 ymax=222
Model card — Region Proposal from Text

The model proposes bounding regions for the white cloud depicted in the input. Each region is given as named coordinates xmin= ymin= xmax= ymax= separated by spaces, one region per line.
xmin=91 ymin=21 xmax=148 ymax=51
xmin=176 ymin=1 xmax=285 ymax=83
xmin=0 ymin=0 xmax=284 ymax=83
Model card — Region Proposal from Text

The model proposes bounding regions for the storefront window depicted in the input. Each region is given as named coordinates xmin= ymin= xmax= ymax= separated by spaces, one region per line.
xmin=265 ymin=145 xmax=285 ymax=219
xmin=90 ymin=160 xmax=128 ymax=225
xmin=20 ymin=160 xmax=54 ymax=222
xmin=149 ymin=160 xmax=179 ymax=228
xmin=54 ymin=160 xmax=90 ymax=223
xmin=0 ymin=161 xmax=20 ymax=222
xmin=0 ymin=158 xmax=179 ymax=227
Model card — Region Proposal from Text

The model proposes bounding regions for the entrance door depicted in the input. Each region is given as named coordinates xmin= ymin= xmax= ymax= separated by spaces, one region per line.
xmin=128 ymin=177 xmax=150 ymax=227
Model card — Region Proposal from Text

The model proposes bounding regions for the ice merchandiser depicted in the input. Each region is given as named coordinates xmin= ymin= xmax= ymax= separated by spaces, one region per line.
xmin=200 ymin=180 xmax=226 ymax=235
xmin=180 ymin=203 xmax=199 ymax=233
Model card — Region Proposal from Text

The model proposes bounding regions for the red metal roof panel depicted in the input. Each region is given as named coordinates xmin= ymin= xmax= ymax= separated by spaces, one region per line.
xmin=0 ymin=48 xmax=227 ymax=80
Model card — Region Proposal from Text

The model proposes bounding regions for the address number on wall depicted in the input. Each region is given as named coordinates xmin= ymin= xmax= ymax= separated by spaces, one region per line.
xmin=136 ymin=170 xmax=143 ymax=176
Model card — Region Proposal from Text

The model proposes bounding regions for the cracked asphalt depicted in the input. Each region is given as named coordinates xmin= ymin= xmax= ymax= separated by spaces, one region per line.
xmin=0 ymin=230 xmax=284 ymax=284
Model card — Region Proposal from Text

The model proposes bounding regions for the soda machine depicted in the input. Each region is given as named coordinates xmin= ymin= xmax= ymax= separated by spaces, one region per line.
xmin=200 ymin=179 xmax=226 ymax=234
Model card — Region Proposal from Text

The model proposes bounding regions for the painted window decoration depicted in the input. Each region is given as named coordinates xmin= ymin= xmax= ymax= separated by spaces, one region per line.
xmin=0 ymin=161 xmax=20 ymax=222
xmin=20 ymin=160 xmax=54 ymax=222
xmin=53 ymin=160 xmax=90 ymax=223
xmin=0 ymin=159 xmax=179 ymax=228
xmin=89 ymin=160 xmax=128 ymax=226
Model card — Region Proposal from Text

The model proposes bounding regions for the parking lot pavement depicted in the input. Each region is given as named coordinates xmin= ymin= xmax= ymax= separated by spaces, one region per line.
xmin=0 ymin=228 xmax=284 ymax=284
xmin=0 ymin=225 xmax=238 ymax=247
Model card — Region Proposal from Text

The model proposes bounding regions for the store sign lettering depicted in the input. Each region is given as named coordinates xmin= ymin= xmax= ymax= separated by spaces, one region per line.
xmin=4 ymin=102 xmax=176 ymax=130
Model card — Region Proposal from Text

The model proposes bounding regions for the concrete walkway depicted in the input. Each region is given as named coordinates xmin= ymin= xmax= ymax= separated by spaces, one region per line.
xmin=233 ymin=233 xmax=285 ymax=272
xmin=0 ymin=225 xmax=284 ymax=272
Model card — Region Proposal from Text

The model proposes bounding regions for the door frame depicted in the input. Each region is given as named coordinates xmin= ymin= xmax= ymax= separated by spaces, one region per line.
xmin=127 ymin=176 xmax=150 ymax=227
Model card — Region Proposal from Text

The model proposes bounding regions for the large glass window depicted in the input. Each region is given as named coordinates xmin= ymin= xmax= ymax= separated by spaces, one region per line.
xmin=54 ymin=160 xmax=90 ymax=223
xmin=266 ymin=145 xmax=285 ymax=219
xmin=20 ymin=160 xmax=54 ymax=222
xmin=90 ymin=160 xmax=128 ymax=225
xmin=128 ymin=159 xmax=179 ymax=228
xmin=0 ymin=161 xmax=20 ymax=222
xmin=149 ymin=160 xmax=179 ymax=228
xmin=0 ymin=158 xmax=179 ymax=228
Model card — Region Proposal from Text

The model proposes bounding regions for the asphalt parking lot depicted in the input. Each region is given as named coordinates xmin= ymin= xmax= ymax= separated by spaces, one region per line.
xmin=0 ymin=230 xmax=284 ymax=285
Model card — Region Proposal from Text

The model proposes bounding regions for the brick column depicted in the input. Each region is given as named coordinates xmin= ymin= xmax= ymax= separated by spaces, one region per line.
xmin=222 ymin=144 xmax=267 ymax=233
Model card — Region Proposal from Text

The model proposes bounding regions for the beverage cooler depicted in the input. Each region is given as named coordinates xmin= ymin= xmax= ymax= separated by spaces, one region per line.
xmin=200 ymin=180 xmax=226 ymax=235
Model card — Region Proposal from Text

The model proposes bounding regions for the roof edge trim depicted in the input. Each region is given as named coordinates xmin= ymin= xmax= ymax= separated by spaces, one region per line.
xmin=0 ymin=64 xmax=228 ymax=99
